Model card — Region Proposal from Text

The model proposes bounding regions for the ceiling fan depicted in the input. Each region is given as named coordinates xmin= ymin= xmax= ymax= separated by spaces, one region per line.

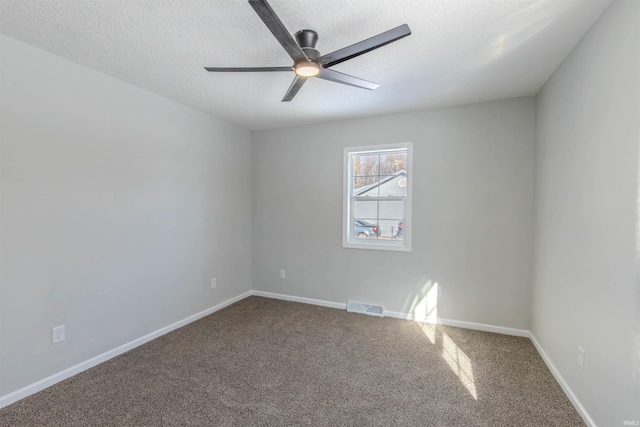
xmin=205 ymin=0 xmax=411 ymax=102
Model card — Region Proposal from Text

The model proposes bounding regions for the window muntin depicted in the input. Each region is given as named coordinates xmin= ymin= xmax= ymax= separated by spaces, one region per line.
xmin=343 ymin=143 xmax=412 ymax=251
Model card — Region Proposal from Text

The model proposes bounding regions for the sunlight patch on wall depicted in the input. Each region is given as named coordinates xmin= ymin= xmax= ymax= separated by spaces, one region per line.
xmin=442 ymin=332 xmax=478 ymax=400
xmin=411 ymin=280 xmax=439 ymax=323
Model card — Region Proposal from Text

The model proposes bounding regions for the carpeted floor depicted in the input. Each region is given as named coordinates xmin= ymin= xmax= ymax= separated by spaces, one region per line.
xmin=0 ymin=296 xmax=584 ymax=426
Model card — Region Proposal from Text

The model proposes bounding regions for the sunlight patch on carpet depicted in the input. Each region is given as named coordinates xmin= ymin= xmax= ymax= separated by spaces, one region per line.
xmin=418 ymin=321 xmax=437 ymax=344
xmin=442 ymin=332 xmax=478 ymax=400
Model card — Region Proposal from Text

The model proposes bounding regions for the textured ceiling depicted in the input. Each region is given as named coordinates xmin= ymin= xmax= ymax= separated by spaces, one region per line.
xmin=0 ymin=0 xmax=613 ymax=130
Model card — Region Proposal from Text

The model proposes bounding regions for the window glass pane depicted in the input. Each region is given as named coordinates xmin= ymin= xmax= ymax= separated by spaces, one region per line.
xmin=353 ymin=219 xmax=379 ymax=239
xmin=377 ymin=219 xmax=403 ymax=240
xmin=376 ymin=175 xmax=407 ymax=197
xmin=353 ymin=177 xmax=379 ymax=197
xmin=380 ymin=151 xmax=407 ymax=175
xmin=353 ymin=200 xmax=378 ymax=220
xmin=352 ymin=154 xmax=380 ymax=179
xmin=378 ymin=200 xmax=404 ymax=220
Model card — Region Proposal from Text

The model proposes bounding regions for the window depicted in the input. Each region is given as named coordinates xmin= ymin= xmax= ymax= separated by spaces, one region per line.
xmin=343 ymin=142 xmax=412 ymax=251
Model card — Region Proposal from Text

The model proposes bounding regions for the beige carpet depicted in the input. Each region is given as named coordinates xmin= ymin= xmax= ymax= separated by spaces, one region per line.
xmin=0 ymin=296 xmax=584 ymax=426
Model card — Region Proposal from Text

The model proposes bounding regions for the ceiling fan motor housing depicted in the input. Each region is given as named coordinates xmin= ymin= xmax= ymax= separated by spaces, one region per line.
xmin=295 ymin=29 xmax=320 ymax=59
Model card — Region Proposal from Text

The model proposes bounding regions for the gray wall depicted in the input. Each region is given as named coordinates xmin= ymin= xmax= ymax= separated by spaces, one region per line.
xmin=532 ymin=1 xmax=640 ymax=425
xmin=252 ymin=97 xmax=535 ymax=330
xmin=0 ymin=36 xmax=253 ymax=396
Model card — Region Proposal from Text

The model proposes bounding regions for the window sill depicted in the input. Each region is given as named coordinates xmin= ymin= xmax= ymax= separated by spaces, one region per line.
xmin=342 ymin=241 xmax=411 ymax=252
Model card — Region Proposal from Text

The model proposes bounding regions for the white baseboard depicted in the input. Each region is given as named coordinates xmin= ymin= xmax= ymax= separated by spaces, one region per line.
xmin=251 ymin=290 xmax=348 ymax=310
xmin=383 ymin=309 xmax=530 ymax=337
xmin=0 ymin=291 xmax=252 ymax=409
xmin=528 ymin=332 xmax=596 ymax=427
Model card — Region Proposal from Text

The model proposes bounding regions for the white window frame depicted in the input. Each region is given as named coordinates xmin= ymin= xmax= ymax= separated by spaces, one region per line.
xmin=342 ymin=142 xmax=412 ymax=252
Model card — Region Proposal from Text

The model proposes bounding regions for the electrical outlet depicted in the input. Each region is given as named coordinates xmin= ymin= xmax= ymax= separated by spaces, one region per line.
xmin=211 ymin=278 xmax=217 ymax=289
xmin=577 ymin=346 xmax=584 ymax=370
xmin=280 ymin=269 xmax=286 ymax=279
xmin=52 ymin=325 xmax=65 ymax=344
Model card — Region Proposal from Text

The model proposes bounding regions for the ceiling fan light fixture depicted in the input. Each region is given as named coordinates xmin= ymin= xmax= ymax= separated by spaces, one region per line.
xmin=295 ymin=61 xmax=321 ymax=77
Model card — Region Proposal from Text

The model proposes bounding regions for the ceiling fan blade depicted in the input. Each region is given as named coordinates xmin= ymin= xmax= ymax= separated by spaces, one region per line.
xmin=317 ymin=69 xmax=379 ymax=90
xmin=318 ymin=24 xmax=411 ymax=68
xmin=205 ymin=66 xmax=292 ymax=72
xmin=282 ymin=76 xmax=307 ymax=102
xmin=248 ymin=0 xmax=308 ymax=63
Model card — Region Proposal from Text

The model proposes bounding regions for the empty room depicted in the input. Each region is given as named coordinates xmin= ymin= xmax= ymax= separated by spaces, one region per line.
xmin=0 ymin=0 xmax=638 ymax=425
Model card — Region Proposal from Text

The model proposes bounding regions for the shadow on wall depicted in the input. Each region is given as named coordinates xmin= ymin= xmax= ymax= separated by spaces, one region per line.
xmin=403 ymin=279 xmax=478 ymax=400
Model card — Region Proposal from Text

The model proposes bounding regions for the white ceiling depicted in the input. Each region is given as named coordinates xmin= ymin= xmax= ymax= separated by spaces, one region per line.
xmin=0 ymin=0 xmax=613 ymax=130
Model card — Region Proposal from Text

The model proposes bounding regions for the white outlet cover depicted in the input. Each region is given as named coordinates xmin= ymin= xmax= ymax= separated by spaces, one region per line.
xmin=577 ymin=346 xmax=585 ymax=369
xmin=52 ymin=325 xmax=65 ymax=344
xmin=211 ymin=278 xmax=217 ymax=288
